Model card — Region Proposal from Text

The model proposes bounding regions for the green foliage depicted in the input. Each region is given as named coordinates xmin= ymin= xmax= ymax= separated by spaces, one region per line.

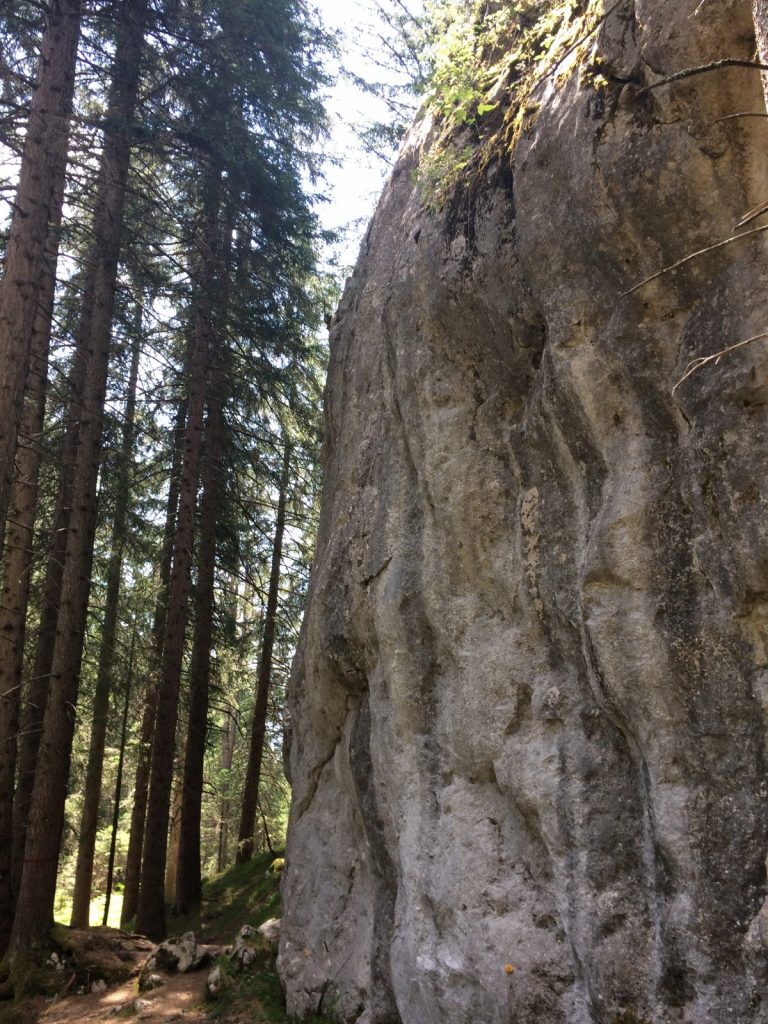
xmin=173 ymin=851 xmax=281 ymax=943
xmin=206 ymin=953 xmax=289 ymax=1023
xmin=414 ymin=0 xmax=565 ymax=206
xmin=403 ymin=0 xmax=562 ymax=130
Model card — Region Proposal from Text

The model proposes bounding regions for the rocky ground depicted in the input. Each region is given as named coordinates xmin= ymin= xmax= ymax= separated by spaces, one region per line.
xmin=1 ymin=854 xmax=296 ymax=1024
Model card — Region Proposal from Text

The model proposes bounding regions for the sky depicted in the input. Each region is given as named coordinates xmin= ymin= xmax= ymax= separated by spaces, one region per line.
xmin=312 ymin=0 xmax=418 ymax=270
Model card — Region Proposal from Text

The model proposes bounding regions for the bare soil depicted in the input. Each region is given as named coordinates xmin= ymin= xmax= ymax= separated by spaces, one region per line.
xmin=37 ymin=965 xmax=210 ymax=1023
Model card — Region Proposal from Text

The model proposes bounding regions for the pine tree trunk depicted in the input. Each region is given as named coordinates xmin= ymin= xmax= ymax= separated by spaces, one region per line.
xmin=175 ymin=385 xmax=225 ymax=914
xmin=119 ymin=681 xmax=157 ymax=928
xmin=6 ymin=1 xmax=83 ymax=907
xmin=102 ymin=627 xmax=134 ymax=928
xmin=9 ymin=0 xmax=148 ymax=950
xmin=120 ymin=399 xmax=186 ymax=928
xmin=12 ymin=428 xmax=81 ymax=897
xmin=12 ymin=249 xmax=111 ymax=884
xmin=217 ymin=712 xmax=236 ymax=873
xmin=0 ymin=173 xmax=65 ymax=954
xmin=70 ymin=318 xmax=141 ymax=928
xmin=136 ymin=170 xmax=222 ymax=941
xmin=0 ymin=0 xmax=80 ymax=562
xmin=236 ymin=439 xmax=291 ymax=864
xmin=164 ymin=779 xmax=183 ymax=906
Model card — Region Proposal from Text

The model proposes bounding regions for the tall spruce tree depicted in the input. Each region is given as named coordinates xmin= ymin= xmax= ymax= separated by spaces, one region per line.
xmin=9 ymin=0 xmax=150 ymax=949
xmin=134 ymin=0 xmax=327 ymax=940
xmin=0 ymin=0 xmax=80 ymax=564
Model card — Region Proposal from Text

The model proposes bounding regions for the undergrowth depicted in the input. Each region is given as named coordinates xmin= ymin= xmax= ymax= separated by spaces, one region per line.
xmin=173 ymin=851 xmax=283 ymax=945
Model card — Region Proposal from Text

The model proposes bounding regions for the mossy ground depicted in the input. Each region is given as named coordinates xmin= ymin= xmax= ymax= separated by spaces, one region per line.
xmin=188 ymin=853 xmax=331 ymax=1022
xmin=173 ymin=852 xmax=283 ymax=945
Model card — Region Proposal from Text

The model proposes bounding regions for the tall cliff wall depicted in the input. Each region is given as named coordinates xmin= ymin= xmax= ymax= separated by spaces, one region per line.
xmin=279 ymin=2 xmax=768 ymax=1021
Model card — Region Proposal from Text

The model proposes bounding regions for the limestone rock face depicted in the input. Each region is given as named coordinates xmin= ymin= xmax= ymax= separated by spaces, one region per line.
xmin=280 ymin=2 xmax=768 ymax=1021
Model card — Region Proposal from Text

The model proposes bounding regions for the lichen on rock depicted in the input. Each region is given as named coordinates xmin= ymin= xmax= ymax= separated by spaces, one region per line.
xmin=280 ymin=1 xmax=768 ymax=1021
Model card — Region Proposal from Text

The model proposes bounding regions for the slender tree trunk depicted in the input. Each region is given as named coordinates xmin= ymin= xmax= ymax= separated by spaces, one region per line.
xmin=103 ymin=624 xmax=135 ymax=927
xmin=216 ymin=712 xmax=236 ymax=873
xmin=12 ymin=253 xmax=109 ymax=885
xmin=175 ymin=386 xmax=225 ymax=914
xmin=136 ymin=170 xmax=222 ymax=940
xmin=120 ymin=397 xmax=187 ymax=928
xmin=236 ymin=439 xmax=291 ymax=864
xmin=12 ymin=426 xmax=81 ymax=897
xmin=0 ymin=174 xmax=65 ymax=954
xmin=152 ymin=395 xmax=190 ymax=652
xmin=70 ymin=317 xmax=141 ymax=928
xmin=120 ymin=682 xmax=157 ymax=928
xmin=164 ymin=778 xmax=183 ymax=905
xmin=0 ymin=0 xmax=80 ymax=562
xmin=9 ymin=0 xmax=149 ymax=950
xmin=7 ymin=1 xmax=84 ymax=906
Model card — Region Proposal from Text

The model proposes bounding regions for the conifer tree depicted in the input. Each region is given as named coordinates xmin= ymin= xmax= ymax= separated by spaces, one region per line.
xmin=0 ymin=0 xmax=80 ymax=563
xmin=10 ymin=0 xmax=150 ymax=949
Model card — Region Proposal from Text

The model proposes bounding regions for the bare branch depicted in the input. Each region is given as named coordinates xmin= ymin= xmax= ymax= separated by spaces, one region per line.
xmin=621 ymin=223 xmax=768 ymax=296
xmin=735 ymin=197 xmax=768 ymax=230
xmin=716 ymin=111 xmax=768 ymax=122
xmin=672 ymin=329 xmax=768 ymax=393
xmin=638 ymin=59 xmax=768 ymax=95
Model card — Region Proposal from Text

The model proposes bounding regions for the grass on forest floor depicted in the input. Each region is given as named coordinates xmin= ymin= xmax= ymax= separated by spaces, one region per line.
xmin=181 ymin=852 xmax=331 ymax=1024
xmin=172 ymin=852 xmax=283 ymax=945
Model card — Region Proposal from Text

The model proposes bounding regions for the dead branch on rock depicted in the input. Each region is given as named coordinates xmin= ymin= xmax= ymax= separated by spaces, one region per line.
xmin=638 ymin=58 xmax=768 ymax=95
xmin=621 ymin=223 xmax=768 ymax=295
xmin=716 ymin=112 xmax=768 ymax=122
xmin=672 ymin=329 xmax=768 ymax=393
xmin=735 ymin=197 xmax=768 ymax=230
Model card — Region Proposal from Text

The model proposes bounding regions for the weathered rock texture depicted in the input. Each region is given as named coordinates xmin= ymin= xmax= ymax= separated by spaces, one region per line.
xmin=280 ymin=2 xmax=768 ymax=1021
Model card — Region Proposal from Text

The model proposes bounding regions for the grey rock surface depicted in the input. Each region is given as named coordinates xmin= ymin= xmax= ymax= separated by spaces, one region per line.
xmin=141 ymin=931 xmax=208 ymax=982
xmin=257 ymin=917 xmax=281 ymax=952
xmin=206 ymin=964 xmax=223 ymax=998
xmin=280 ymin=1 xmax=768 ymax=1021
xmin=230 ymin=923 xmax=267 ymax=970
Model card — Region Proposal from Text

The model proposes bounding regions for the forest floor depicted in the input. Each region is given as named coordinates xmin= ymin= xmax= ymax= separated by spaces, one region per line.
xmin=2 ymin=852 xmax=302 ymax=1024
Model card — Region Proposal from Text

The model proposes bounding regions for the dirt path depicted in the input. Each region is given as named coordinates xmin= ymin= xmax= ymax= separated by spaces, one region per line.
xmin=36 ymin=966 xmax=211 ymax=1024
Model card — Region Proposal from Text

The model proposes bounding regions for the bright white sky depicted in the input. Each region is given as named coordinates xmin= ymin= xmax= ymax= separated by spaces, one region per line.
xmin=312 ymin=0 xmax=417 ymax=270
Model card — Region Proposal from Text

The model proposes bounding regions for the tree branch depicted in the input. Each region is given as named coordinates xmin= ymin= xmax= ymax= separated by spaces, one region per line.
xmin=638 ymin=59 xmax=768 ymax=95
xmin=673 ymin=329 xmax=768 ymax=393
xmin=621 ymin=223 xmax=768 ymax=296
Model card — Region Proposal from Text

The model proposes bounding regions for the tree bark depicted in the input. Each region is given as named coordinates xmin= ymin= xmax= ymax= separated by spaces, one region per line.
xmin=120 ymin=397 xmax=186 ymax=928
xmin=119 ymin=680 xmax=157 ymax=928
xmin=175 ymin=384 xmax=225 ymax=914
xmin=236 ymin=439 xmax=291 ymax=864
xmin=216 ymin=712 xmax=236 ymax=873
xmin=12 ymin=417 xmax=82 ymax=898
xmin=0 ymin=172 xmax=65 ymax=954
xmin=102 ymin=623 xmax=135 ymax=927
xmin=120 ymin=389 xmax=187 ymax=926
xmin=0 ymin=0 xmax=80 ymax=562
xmin=9 ymin=0 xmax=148 ymax=949
xmin=136 ymin=170 xmax=222 ymax=940
xmin=6 ymin=0 xmax=83 ymax=908
xmin=70 ymin=314 xmax=141 ymax=928
xmin=164 ymin=778 xmax=183 ymax=906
